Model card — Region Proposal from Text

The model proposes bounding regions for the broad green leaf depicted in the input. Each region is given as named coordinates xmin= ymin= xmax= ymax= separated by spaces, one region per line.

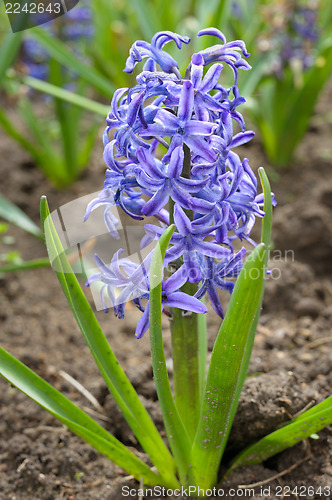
xmin=228 ymin=396 xmax=332 ymax=472
xmin=0 ymin=193 xmax=43 ymax=239
xmin=149 ymin=224 xmax=192 ymax=484
xmin=289 ymin=395 xmax=332 ymax=423
xmin=0 ymin=347 xmax=165 ymax=486
xmin=27 ymin=28 xmax=115 ymax=97
xmin=213 ymin=167 xmax=273 ymax=472
xmin=190 ymin=242 xmax=267 ymax=489
xmin=40 ymin=197 xmax=178 ymax=488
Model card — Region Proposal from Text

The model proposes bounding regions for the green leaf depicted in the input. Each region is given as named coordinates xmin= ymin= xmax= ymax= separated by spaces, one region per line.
xmin=0 ymin=31 xmax=22 ymax=86
xmin=0 ymin=347 xmax=165 ymax=486
xmin=212 ymin=168 xmax=273 ymax=471
xmin=228 ymin=396 xmax=332 ymax=471
xmin=0 ymin=258 xmax=49 ymax=273
xmin=0 ymin=107 xmax=45 ymax=166
xmin=149 ymin=224 xmax=192 ymax=484
xmin=277 ymin=42 xmax=332 ymax=166
xmin=0 ymin=193 xmax=43 ymax=239
xmin=40 ymin=197 xmax=178 ymax=488
xmin=130 ymin=0 xmax=162 ymax=40
xmin=49 ymin=58 xmax=79 ymax=183
xmin=20 ymin=75 xmax=109 ymax=117
xmin=250 ymin=41 xmax=332 ymax=167
xmin=27 ymin=28 xmax=115 ymax=97
xmin=18 ymin=99 xmax=67 ymax=186
xmin=212 ymin=0 xmax=233 ymax=31
xmin=78 ymin=119 xmax=101 ymax=169
xmin=190 ymin=242 xmax=267 ymax=489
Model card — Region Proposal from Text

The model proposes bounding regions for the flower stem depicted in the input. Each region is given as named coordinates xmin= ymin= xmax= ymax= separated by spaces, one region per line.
xmin=170 ymin=292 xmax=201 ymax=442
xmin=169 ymin=144 xmax=201 ymax=442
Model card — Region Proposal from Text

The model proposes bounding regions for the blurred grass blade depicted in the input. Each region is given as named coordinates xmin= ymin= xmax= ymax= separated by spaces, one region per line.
xmin=276 ymin=42 xmax=332 ymax=166
xmin=20 ymin=75 xmax=109 ymax=116
xmin=131 ymin=0 xmax=161 ymax=40
xmin=0 ymin=31 xmax=22 ymax=86
xmin=0 ymin=347 xmax=166 ymax=486
xmin=78 ymin=119 xmax=101 ymax=169
xmin=228 ymin=396 xmax=332 ymax=472
xmin=0 ymin=193 xmax=43 ymax=239
xmin=0 ymin=258 xmax=50 ymax=273
xmin=0 ymin=107 xmax=44 ymax=164
xmin=18 ymin=98 xmax=65 ymax=185
xmin=40 ymin=197 xmax=178 ymax=487
xmin=149 ymin=224 xmax=191 ymax=483
xmin=213 ymin=0 xmax=233 ymax=30
xmin=28 ymin=28 xmax=115 ymax=97
xmin=190 ymin=242 xmax=267 ymax=489
xmin=49 ymin=58 xmax=79 ymax=184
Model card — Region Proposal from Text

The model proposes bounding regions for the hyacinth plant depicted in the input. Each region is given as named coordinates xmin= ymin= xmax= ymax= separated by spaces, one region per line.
xmin=1 ymin=29 xmax=332 ymax=495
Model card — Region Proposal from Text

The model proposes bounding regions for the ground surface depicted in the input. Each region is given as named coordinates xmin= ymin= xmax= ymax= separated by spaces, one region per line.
xmin=0 ymin=83 xmax=332 ymax=499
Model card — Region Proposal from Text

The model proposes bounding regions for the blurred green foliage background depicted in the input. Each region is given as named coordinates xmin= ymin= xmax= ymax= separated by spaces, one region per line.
xmin=0 ymin=0 xmax=332 ymax=188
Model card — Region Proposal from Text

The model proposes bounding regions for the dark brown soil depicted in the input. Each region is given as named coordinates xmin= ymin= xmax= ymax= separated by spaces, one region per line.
xmin=0 ymin=82 xmax=332 ymax=499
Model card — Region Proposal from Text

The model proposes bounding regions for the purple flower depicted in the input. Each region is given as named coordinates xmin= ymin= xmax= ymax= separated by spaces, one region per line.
xmin=86 ymin=249 xmax=148 ymax=318
xmin=258 ymin=3 xmax=319 ymax=77
xmin=195 ymin=248 xmax=246 ymax=317
xmin=85 ymin=28 xmax=274 ymax=336
xmin=135 ymin=266 xmax=208 ymax=339
xmin=84 ymin=188 xmax=120 ymax=239
xmin=140 ymin=81 xmax=217 ymax=162
xmin=135 ymin=146 xmax=207 ymax=215
xmin=124 ymin=31 xmax=190 ymax=76
xmin=145 ymin=204 xmax=231 ymax=283
xmin=105 ymin=89 xmax=148 ymax=156
xmin=196 ymin=28 xmax=251 ymax=83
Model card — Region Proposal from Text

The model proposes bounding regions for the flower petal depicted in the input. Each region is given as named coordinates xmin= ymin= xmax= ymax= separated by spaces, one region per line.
xmin=163 ymin=265 xmax=187 ymax=293
xmin=178 ymin=80 xmax=194 ymax=124
xmin=142 ymin=185 xmax=170 ymax=216
xmin=229 ymin=130 xmax=255 ymax=148
xmin=173 ymin=203 xmax=192 ymax=236
xmin=167 ymin=146 xmax=184 ymax=178
xmin=135 ymin=303 xmax=150 ymax=338
xmin=166 ymin=292 xmax=208 ymax=313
